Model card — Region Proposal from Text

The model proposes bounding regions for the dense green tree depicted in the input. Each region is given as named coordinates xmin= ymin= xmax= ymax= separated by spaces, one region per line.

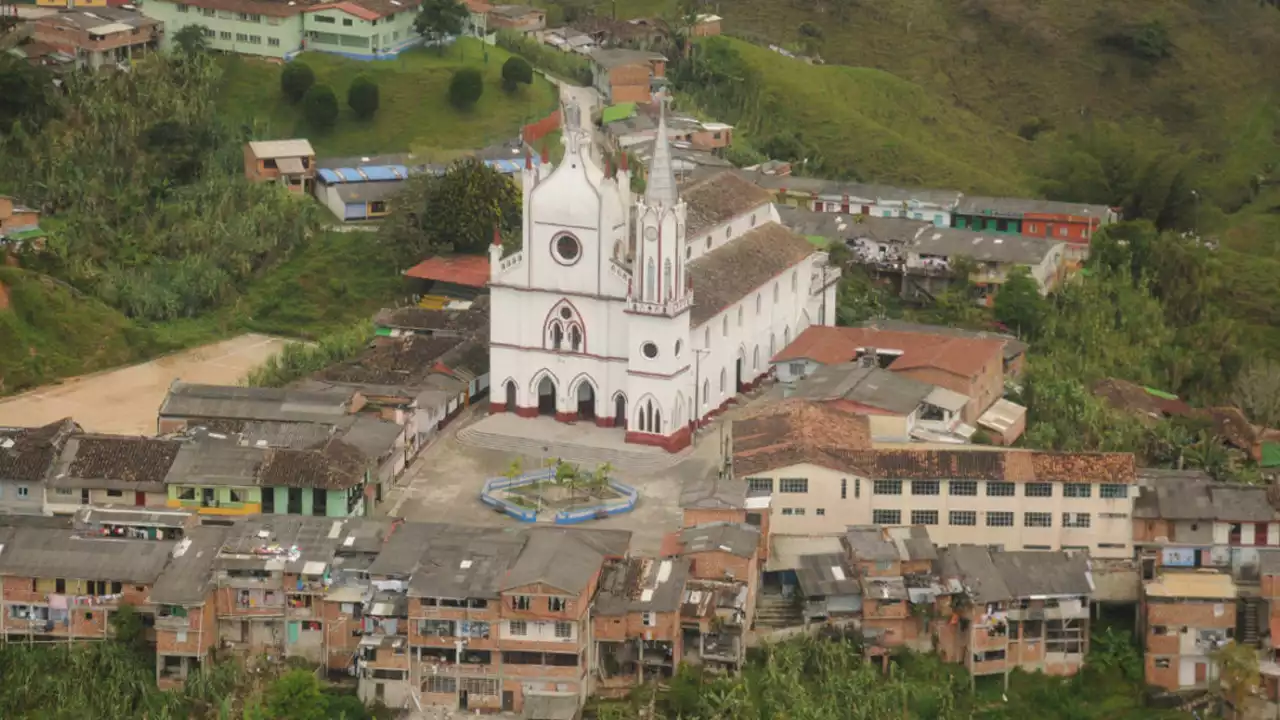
xmin=171 ymin=24 xmax=210 ymax=56
xmin=501 ymin=56 xmax=533 ymax=92
xmin=346 ymin=75 xmax=379 ymax=119
xmin=993 ymin=266 xmax=1048 ymax=339
xmin=379 ymin=157 xmax=519 ymax=264
xmin=0 ymin=52 xmax=321 ymax=321
xmin=448 ymin=67 xmax=484 ymax=109
xmin=303 ymin=84 xmax=339 ymax=130
xmin=280 ymin=62 xmax=316 ymax=103
xmin=260 ymin=669 xmax=328 ymax=720
xmin=414 ymin=0 xmax=468 ymax=51
xmin=0 ymin=56 xmax=58 ymax=132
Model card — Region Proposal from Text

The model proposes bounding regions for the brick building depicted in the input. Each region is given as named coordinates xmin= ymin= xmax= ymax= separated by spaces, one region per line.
xmin=593 ymin=556 xmax=689 ymax=693
xmin=1142 ymin=570 xmax=1237 ymax=691
xmin=589 ymin=48 xmax=666 ymax=104
xmin=243 ymin=139 xmax=316 ymax=193
xmin=31 ymin=7 xmax=161 ymax=70
xmin=936 ymin=546 xmax=1092 ymax=683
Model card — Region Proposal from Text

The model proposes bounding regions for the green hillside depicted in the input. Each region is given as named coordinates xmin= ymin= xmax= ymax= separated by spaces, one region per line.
xmin=689 ymin=36 xmax=1031 ymax=194
xmin=218 ymin=39 xmax=559 ymax=157
xmin=0 ymin=267 xmax=155 ymax=395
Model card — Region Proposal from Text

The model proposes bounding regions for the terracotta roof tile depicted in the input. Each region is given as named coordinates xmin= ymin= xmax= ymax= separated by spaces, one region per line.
xmin=731 ymin=404 xmax=1136 ymax=483
xmin=688 ymin=222 xmax=813 ymax=326
xmin=682 ymin=171 xmax=775 ymax=237
xmin=732 ymin=400 xmax=872 ymax=476
xmin=61 ymin=435 xmax=181 ymax=486
xmin=404 ymin=254 xmax=490 ymax=287
xmin=0 ymin=418 xmax=76 ymax=483
xmin=773 ymin=325 xmax=1003 ymax=378
xmin=258 ymin=438 xmax=367 ymax=490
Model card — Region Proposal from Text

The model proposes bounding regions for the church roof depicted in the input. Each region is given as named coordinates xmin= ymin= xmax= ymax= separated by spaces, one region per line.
xmin=688 ymin=222 xmax=814 ymax=326
xmin=682 ymin=171 xmax=775 ymax=237
xmin=644 ymin=97 xmax=678 ymax=207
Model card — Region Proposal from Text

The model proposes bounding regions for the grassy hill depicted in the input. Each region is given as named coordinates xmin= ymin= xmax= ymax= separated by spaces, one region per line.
xmin=0 ymin=267 xmax=155 ymax=395
xmin=689 ymin=36 xmax=1032 ymax=194
xmin=217 ymin=38 xmax=559 ymax=157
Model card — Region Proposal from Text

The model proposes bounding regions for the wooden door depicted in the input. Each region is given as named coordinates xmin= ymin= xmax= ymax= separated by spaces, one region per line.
xmin=1195 ymin=662 xmax=1207 ymax=684
xmin=135 ymin=491 xmax=146 ymax=507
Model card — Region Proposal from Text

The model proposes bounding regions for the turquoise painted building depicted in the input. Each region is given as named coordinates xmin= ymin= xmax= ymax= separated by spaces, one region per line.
xmin=140 ymin=0 xmax=423 ymax=61
xmin=301 ymin=2 xmax=423 ymax=60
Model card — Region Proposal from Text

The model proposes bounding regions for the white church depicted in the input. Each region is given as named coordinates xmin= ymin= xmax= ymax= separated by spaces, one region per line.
xmin=487 ymin=101 xmax=839 ymax=452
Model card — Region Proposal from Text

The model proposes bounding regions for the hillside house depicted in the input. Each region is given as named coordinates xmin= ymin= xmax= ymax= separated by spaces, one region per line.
xmin=589 ymin=48 xmax=665 ymax=104
xmin=1143 ymin=570 xmax=1237 ymax=691
xmin=771 ymin=325 xmax=1011 ymax=428
xmin=780 ymin=363 xmax=972 ymax=443
xmin=902 ymin=226 xmax=1065 ymax=303
xmin=593 ymin=556 xmax=690 ymax=691
xmin=0 ymin=419 xmax=78 ymax=515
xmin=953 ymin=196 xmax=1117 ymax=262
xmin=691 ymin=13 xmax=720 ymax=37
xmin=45 ymin=434 xmax=182 ymax=514
xmin=30 ymin=7 xmax=161 ymax=69
xmin=486 ymin=4 xmax=543 ymax=34
xmin=243 ymin=139 xmax=316 ymax=193
xmin=746 ymin=173 xmax=961 ymax=227
xmin=937 ymin=547 xmax=1093 ymax=680
xmin=142 ymin=0 xmax=309 ymax=60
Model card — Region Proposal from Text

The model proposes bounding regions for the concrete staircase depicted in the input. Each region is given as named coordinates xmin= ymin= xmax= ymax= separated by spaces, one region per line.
xmin=753 ymin=593 xmax=804 ymax=629
xmin=1241 ymin=597 xmax=1262 ymax=646
xmin=455 ymin=424 xmax=687 ymax=475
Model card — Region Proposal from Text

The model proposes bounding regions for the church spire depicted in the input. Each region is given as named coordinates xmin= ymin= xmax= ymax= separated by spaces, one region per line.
xmin=644 ymin=94 xmax=678 ymax=207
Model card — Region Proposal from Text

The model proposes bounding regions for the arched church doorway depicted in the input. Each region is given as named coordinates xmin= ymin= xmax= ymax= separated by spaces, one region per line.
xmin=577 ymin=382 xmax=596 ymax=421
xmin=504 ymin=380 xmax=517 ymax=411
xmin=614 ymin=394 xmax=627 ymax=428
xmin=537 ymin=377 xmax=557 ymax=416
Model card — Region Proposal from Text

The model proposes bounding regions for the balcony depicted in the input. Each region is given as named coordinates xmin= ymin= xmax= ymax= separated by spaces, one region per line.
xmin=625 ymin=294 xmax=692 ymax=317
xmin=499 ymin=251 xmax=524 ymax=273
xmin=156 ymin=615 xmax=191 ymax=630
xmin=608 ymin=260 xmax=631 ymax=285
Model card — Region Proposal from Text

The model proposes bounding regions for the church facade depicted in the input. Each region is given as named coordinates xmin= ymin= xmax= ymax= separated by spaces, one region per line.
xmin=487 ymin=102 xmax=839 ymax=451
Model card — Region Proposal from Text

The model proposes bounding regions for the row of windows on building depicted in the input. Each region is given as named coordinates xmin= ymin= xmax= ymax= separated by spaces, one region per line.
xmin=867 ymin=509 xmax=1128 ymax=528
xmin=195 ymin=28 xmax=281 ymax=46
xmin=747 ymin=477 xmax=1130 ymax=500
xmin=178 ymin=6 xmax=281 ymax=25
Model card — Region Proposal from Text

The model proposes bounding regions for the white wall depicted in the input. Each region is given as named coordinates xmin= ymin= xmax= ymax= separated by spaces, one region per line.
xmin=744 ymin=462 xmax=1135 ymax=558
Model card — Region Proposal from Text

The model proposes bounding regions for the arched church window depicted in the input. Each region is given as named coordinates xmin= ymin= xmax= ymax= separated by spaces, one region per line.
xmin=703 ymin=328 xmax=710 ymax=347
xmin=653 ymin=408 xmax=662 ymax=432
xmin=686 ymin=246 xmax=692 ymax=260
xmin=674 ymin=340 xmax=683 ymax=357
xmin=645 ymin=258 xmax=656 ymax=300
xmin=770 ymin=334 xmax=775 ymax=355
xmin=753 ymin=346 xmax=760 ymax=371
xmin=784 ymin=326 xmax=791 ymax=345
xmin=663 ymin=259 xmax=672 ymax=298
xmin=722 ymin=316 xmax=728 ymax=337
xmin=737 ymin=307 xmax=743 ymax=327
xmin=703 ymin=380 xmax=710 ymax=407
xmin=719 ymin=368 xmax=726 ymax=393
xmin=791 ymin=271 xmax=798 ymax=292
xmin=570 ymin=325 xmax=582 ymax=352
xmin=773 ymin=283 xmax=779 ymax=303
xmin=756 ymin=294 xmax=762 ymax=315
xmin=551 ymin=323 xmax=564 ymax=350
xmin=724 ymin=226 xmax=731 ymax=239
xmin=705 ymin=237 xmax=711 ymax=250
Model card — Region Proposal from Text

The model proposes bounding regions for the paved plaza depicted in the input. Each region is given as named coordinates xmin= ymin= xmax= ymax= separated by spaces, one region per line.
xmin=382 ymin=400 xmax=759 ymax=555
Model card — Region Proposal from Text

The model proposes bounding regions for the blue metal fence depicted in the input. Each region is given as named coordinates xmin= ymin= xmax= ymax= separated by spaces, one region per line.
xmin=478 ymin=471 xmax=638 ymax=525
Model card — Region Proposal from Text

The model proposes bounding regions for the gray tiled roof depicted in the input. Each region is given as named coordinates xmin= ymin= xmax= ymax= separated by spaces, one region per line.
xmin=908 ymin=226 xmax=1062 ymax=265
xmin=792 ymin=363 xmax=934 ymax=415
xmin=159 ymin=382 xmax=354 ymax=424
xmin=940 ymin=546 xmax=1091 ymax=603
xmin=795 ymin=552 xmax=860 ymax=597
xmin=679 ymin=468 xmax=747 ymax=510
xmin=502 ymin=529 xmax=608 ymax=594
xmin=677 ymin=522 xmax=759 ymax=559
xmin=165 ymin=441 xmax=265 ymax=487
xmin=149 ymin=526 xmax=228 ymax=605
xmin=0 ymin=527 xmax=175 ymax=584
xmin=594 ymin=556 xmax=690 ymax=615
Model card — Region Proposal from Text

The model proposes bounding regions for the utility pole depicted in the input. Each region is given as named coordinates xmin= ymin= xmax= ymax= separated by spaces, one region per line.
xmin=692 ymin=348 xmax=710 ymax=445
